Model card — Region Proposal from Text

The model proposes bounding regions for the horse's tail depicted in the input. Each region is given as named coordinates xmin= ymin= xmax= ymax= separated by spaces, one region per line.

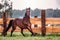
xmin=4 ymin=20 xmax=14 ymax=33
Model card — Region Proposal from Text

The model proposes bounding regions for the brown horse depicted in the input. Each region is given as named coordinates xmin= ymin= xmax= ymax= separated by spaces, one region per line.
xmin=3 ymin=13 xmax=36 ymax=36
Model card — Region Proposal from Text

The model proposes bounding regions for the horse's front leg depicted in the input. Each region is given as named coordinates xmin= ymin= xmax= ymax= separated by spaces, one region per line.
xmin=27 ymin=25 xmax=36 ymax=36
xmin=21 ymin=28 xmax=25 ymax=36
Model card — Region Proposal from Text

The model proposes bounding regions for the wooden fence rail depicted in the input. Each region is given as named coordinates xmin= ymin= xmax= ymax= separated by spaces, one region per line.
xmin=0 ymin=18 xmax=60 ymax=33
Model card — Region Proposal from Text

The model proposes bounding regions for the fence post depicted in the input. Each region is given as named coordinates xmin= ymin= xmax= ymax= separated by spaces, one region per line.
xmin=2 ymin=12 xmax=7 ymax=35
xmin=41 ymin=10 xmax=46 ymax=36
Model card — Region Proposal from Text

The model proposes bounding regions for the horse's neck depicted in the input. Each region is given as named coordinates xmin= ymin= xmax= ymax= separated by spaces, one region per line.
xmin=23 ymin=16 xmax=30 ymax=21
xmin=22 ymin=16 xmax=31 ymax=25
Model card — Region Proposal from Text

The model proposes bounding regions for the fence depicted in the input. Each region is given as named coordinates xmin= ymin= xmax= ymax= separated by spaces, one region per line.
xmin=0 ymin=18 xmax=60 ymax=33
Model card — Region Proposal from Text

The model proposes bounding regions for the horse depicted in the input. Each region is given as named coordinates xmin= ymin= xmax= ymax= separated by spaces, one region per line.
xmin=3 ymin=13 xmax=36 ymax=36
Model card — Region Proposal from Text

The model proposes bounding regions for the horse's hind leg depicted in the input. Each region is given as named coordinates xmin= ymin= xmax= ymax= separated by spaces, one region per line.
xmin=21 ymin=28 xmax=25 ymax=36
xmin=11 ymin=26 xmax=16 ymax=36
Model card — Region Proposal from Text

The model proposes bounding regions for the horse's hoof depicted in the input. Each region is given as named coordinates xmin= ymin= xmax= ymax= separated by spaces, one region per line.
xmin=1 ymin=33 xmax=7 ymax=37
xmin=31 ymin=34 xmax=35 ymax=36
xmin=10 ymin=35 xmax=12 ymax=37
xmin=34 ymin=33 xmax=38 ymax=35
xmin=23 ymin=35 xmax=25 ymax=37
xmin=3 ymin=34 xmax=6 ymax=37
xmin=10 ymin=35 xmax=13 ymax=37
xmin=31 ymin=33 xmax=37 ymax=36
xmin=31 ymin=34 xmax=33 ymax=36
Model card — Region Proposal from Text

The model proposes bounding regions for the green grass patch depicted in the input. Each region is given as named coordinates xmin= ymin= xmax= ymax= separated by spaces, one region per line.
xmin=0 ymin=32 xmax=60 ymax=40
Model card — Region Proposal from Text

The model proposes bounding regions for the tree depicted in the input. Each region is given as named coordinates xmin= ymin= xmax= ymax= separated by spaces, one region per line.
xmin=0 ymin=4 xmax=3 ymax=9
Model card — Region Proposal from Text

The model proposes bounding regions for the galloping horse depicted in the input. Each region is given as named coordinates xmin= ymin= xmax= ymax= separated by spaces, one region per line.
xmin=3 ymin=12 xmax=36 ymax=36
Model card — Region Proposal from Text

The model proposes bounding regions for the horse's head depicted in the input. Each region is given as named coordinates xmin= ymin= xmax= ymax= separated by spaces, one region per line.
xmin=26 ymin=8 xmax=30 ymax=16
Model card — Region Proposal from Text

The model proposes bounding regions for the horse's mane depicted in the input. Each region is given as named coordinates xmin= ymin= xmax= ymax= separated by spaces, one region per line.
xmin=22 ymin=12 xmax=30 ymax=25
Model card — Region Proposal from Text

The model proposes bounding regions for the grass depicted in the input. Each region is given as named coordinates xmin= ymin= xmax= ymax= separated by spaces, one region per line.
xmin=0 ymin=32 xmax=60 ymax=40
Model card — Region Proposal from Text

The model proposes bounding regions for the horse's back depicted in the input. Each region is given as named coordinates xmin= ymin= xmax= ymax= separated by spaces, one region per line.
xmin=15 ymin=18 xmax=22 ymax=21
xmin=15 ymin=18 xmax=23 ymax=26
